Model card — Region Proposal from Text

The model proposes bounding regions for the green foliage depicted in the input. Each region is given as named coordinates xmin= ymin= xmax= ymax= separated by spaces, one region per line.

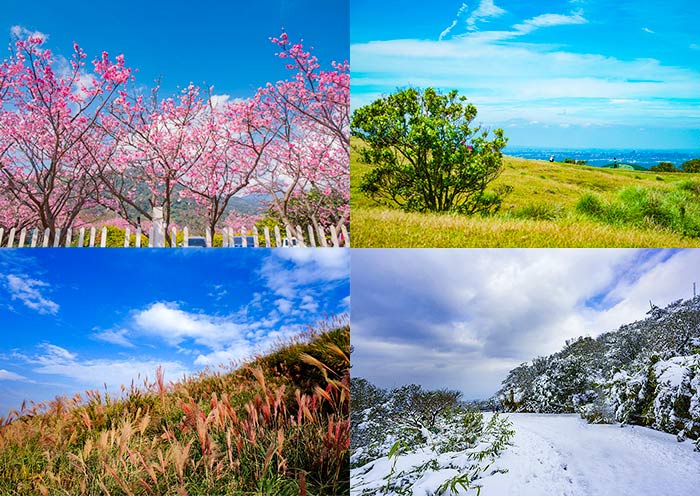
xmin=575 ymin=183 xmax=700 ymax=237
xmin=650 ymin=162 xmax=678 ymax=173
xmin=512 ymin=203 xmax=563 ymax=221
xmin=71 ymin=225 xmax=149 ymax=247
xmin=681 ymin=158 xmax=700 ymax=173
xmin=563 ymin=157 xmax=587 ymax=165
xmin=352 ymin=87 xmax=508 ymax=214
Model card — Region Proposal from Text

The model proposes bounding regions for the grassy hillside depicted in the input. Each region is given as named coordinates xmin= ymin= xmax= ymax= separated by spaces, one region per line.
xmin=0 ymin=324 xmax=350 ymax=496
xmin=351 ymin=139 xmax=700 ymax=247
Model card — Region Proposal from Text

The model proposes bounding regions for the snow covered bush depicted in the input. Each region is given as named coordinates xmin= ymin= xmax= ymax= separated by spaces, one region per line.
xmin=650 ymin=355 xmax=700 ymax=440
xmin=499 ymin=295 xmax=700 ymax=446
xmin=351 ymin=379 xmax=515 ymax=495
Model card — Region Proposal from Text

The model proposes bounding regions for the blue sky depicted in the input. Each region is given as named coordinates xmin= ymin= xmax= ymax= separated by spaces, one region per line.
xmin=351 ymin=0 xmax=700 ymax=149
xmin=2 ymin=0 xmax=348 ymax=99
xmin=0 ymin=249 xmax=349 ymax=416
xmin=351 ymin=249 xmax=700 ymax=399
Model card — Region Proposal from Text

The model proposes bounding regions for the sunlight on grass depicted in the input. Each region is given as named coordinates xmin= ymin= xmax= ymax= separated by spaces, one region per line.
xmin=0 ymin=322 xmax=350 ymax=496
xmin=351 ymin=138 xmax=700 ymax=247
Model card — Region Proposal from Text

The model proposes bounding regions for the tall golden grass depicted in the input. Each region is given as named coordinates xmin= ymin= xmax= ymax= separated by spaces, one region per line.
xmin=0 ymin=321 xmax=349 ymax=495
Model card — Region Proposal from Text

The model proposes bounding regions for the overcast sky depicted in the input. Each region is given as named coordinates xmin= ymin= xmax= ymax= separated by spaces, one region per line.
xmin=0 ymin=249 xmax=349 ymax=416
xmin=351 ymin=0 xmax=700 ymax=149
xmin=351 ymin=249 xmax=700 ymax=399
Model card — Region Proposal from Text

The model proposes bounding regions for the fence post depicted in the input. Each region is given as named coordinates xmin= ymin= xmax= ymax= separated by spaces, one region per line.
xmin=330 ymin=225 xmax=339 ymax=247
xmin=183 ymin=227 xmax=189 ymax=247
xmin=316 ymin=225 xmax=328 ymax=248
xmin=30 ymin=229 xmax=38 ymax=247
xmin=77 ymin=227 xmax=85 ymax=248
xmin=264 ymin=226 xmax=271 ymax=247
xmin=100 ymin=227 xmax=107 ymax=248
xmin=65 ymin=227 xmax=72 ymax=247
xmin=0 ymin=228 xmax=3 ymax=247
xmin=222 ymin=227 xmax=229 ymax=248
xmin=124 ymin=228 xmax=131 ymax=247
xmin=18 ymin=228 xmax=27 ymax=248
xmin=205 ymin=227 xmax=212 ymax=248
xmin=253 ymin=226 xmax=260 ymax=247
xmin=274 ymin=226 xmax=281 ymax=247
xmin=148 ymin=227 xmax=154 ymax=247
xmin=136 ymin=228 xmax=142 ymax=248
xmin=152 ymin=207 xmax=165 ymax=248
xmin=285 ymin=225 xmax=294 ymax=248
xmin=53 ymin=228 xmax=61 ymax=247
xmin=296 ymin=226 xmax=306 ymax=247
xmin=89 ymin=227 xmax=96 ymax=247
xmin=241 ymin=226 xmax=247 ymax=247
xmin=7 ymin=228 xmax=15 ymax=248
xmin=307 ymin=225 xmax=316 ymax=247
xmin=171 ymin=227 xmax=177 ymax=247
xmin=341 ymin=224 xmax=350 ymax=248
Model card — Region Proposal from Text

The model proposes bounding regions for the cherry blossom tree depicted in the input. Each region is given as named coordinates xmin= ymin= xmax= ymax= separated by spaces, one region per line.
xmin=0 ymin=36 xmax=132 ymax=242
xmin=0 ymin=32 xmax=349 ymax=242
xmin=177 ymin=97 xmax=276 ymax=237
xmin=98 ymin=83 xmax=213 ymax=243
xmin=270 ymin=32 xmax=350 ymax=154
xmin=253 ymin=33 xmax=350 ymax=234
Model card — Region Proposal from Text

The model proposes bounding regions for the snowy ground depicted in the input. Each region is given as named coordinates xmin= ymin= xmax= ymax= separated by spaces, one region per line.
xmin=479 ymin=413 xmax=700 ymax=496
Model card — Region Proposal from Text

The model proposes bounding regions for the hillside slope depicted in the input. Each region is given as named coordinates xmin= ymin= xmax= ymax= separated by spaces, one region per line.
xmin=351 ymin=140 xmax=700 ymax=247
xmin=0 ymin=325 xmax=350 ymax=496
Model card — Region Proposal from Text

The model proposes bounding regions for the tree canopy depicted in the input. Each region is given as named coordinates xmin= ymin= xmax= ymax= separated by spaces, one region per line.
xmin=351 ymin=87 xmax=508 ymax=214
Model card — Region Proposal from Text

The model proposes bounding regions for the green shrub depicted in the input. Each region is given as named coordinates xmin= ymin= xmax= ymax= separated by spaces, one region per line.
xmin=576 ymin=193 xmax=606 ymax=217
xmin=575 ymin=184 xmax=700 ymax=238
xmin=650 ymin=162 xmax=678 ymax=173
xmin=513 ymin=203 xmax=562 ymax=221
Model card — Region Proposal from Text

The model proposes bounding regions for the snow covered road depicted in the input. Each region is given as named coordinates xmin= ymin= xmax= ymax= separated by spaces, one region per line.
xmin=478 ymin=413 xmax=700 ymax=496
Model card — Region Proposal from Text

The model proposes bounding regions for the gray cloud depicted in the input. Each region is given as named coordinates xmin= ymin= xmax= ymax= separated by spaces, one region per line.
xmin=351 ymin=249 xmax=700 ymax=399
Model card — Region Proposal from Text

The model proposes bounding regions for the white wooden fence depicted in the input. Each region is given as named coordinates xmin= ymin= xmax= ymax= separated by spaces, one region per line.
xmin=0 ymin=224 xmax=350 ymax=248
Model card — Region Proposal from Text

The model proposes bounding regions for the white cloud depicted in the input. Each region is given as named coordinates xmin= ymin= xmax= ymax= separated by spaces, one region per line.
xmin=0 ymin=369 xmax=29 ymax=381
xmin=466 ymin=0 xmax=507 ymax=31
xmin=513 ymin=10 xmax=587 ymax=35
xmin=350 ymin=36 xmax=700 ymax=127
xmin=300 ymin=295 xmax=318 ymax=313
xmin=133 ymin=302 xmax=251 ymax=348
xmin=4 ymin=275 xmax=59 ymax=315
xmin=642 ymin=27 xmax=655 ymax=34
xmin=260 ymin=250 xmax=349 ymax=298
xmin=92 ymin=328 xmax=135 ymax=348
xmin=210 ymin=94 xmax=231 ymax=108
xmin=275 ymin=298 xmax=293 ymax=314
xmin=440 ymin=3 xmax=469 ymax=41
xmin=10 ymin=25 xmax=47 ymax=41
xmin=24 ymin=343 xmax=189 ymax=388
xmin=193 ymin=324 xmax=301 ymax=366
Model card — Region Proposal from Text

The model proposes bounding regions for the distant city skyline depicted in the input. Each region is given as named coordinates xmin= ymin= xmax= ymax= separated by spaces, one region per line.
xmin=351 ymin=0 xmax=700 ymax=150
xmin=351 ymin=249 xmax=700 ymax=399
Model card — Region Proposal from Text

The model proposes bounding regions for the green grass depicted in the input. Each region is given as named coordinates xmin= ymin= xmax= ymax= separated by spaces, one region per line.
xmin=351 ymin=138 xmax=700 ymax=247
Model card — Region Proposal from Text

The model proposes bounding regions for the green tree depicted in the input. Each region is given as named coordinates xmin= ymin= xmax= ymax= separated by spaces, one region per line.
xmin=680 ymin=158 xmax=700 ymax=173
xmin=650 ymin=162 xmax=678 ymax=172
xmin=351 ymin=87 xmax=508 ymax=214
